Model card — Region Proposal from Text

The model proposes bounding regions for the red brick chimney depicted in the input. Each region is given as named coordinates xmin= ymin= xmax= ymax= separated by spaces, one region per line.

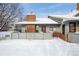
xmin=26 ymin=15 xmax=36 ymax=21
xmin=25 ymin=12 xmax=36 ymax=32
xmin=77 ymin=3 xmax=79 ymax=11
xmin=26 ymin=12 xmax=36 ymax=21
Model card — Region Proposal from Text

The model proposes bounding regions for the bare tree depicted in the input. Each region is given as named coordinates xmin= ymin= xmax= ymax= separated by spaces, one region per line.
xmin=0 ymin=3 xmax=23 ymax=31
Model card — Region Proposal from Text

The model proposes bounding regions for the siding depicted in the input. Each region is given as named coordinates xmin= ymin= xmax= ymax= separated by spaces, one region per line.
xmin=68 ymin=33 xmax=79 ymax=43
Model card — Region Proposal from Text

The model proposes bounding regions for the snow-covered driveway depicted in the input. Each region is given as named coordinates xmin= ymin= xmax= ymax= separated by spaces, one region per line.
xmin=0 ymin=38 xmax=79 ymax=56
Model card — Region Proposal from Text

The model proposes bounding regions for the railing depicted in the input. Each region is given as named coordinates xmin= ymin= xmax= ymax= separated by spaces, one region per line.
xmin=0 ymin=32 xmax=12 ymax=40
xmin=11 ymin=33 xmax=53 ymax=39
xmin=53 ymin=32 xmax=65 ymax=41
xmin=0 ymin=32 xmax=53 ymax=40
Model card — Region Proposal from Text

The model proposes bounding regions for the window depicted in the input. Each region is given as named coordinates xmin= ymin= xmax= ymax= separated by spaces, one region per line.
xmin=49 ymin=26 xmax=53 ymax=31
xmin=36 ymin=25 xmax=39 ymax=32
xmin=69 ymin=22 xmax=76 ymax=32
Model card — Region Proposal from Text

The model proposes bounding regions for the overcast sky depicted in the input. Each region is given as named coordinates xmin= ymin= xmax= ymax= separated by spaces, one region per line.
xmin=21 ymin=3 xmax=76 ymax=18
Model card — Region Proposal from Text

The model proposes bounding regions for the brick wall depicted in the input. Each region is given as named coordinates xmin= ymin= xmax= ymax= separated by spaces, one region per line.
xmin=25 ymin=15 xmax=36 ymax=32
xmin=26 ymin=15 xmax=36 ymax=21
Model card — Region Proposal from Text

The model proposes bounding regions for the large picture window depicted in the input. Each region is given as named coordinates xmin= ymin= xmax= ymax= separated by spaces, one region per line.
xmin=69 ymin=22 xmax=76 ymax=32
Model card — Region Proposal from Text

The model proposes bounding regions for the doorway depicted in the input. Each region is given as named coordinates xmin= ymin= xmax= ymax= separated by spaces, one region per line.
xmin=62 ymin=24 xmax=65 ymax=34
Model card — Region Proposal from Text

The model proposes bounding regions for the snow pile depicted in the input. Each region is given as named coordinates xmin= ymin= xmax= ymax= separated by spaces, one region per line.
xmin=0 ymin=38 xmax=79 ymax=56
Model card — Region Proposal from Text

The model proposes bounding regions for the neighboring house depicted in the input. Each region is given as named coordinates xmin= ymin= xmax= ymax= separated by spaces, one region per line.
xmin=14 ymin=14 xmax=60 ymax=33
xmin=48 ymin=3 xmax=79 ymax=43
xmin=49 ymin=11 xmax=79 ymax=34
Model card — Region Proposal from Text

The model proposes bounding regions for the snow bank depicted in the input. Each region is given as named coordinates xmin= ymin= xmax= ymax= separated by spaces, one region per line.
xmin=0 ymin=38 xmax=79 ymax=56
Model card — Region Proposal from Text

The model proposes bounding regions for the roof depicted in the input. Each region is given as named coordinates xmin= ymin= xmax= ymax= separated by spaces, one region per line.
xmin=15 ymin=18 xmax=58 ymax=24
xmin=67 ymin=10 xmax=79 ymax=17
xmin=49 ymin=10 xmax=79 ymax=23
xmin=49 ymin=15 xmax=79 ymax=20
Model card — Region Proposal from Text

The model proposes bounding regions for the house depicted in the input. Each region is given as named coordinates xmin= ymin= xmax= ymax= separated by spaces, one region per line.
xmin=7 ymin=13 xmax=62 ymax=39
xmin=48 ymin=3 xmax=79 ymax=43
xmin=14 ymin=13 xmax=60 ymax=33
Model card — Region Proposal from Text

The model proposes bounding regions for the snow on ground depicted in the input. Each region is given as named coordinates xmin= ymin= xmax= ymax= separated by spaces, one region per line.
xmin=0 ymin=38 xmax=79 ymax=56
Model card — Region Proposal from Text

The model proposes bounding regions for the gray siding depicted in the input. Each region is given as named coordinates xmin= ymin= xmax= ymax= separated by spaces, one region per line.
xmin=68 ymin=33 xmax=79 ymax=43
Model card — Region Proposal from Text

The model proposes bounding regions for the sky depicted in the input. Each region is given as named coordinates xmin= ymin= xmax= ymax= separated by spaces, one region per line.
xmin=21 ymin=3 xmax=76 ymax=18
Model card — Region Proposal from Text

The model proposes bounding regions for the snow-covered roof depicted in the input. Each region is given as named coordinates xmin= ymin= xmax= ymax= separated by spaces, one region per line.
xmin=15 ymin=18 xmax=58 ymax=24
xmin=49 ymin=15 xmax=79 ymax=20
xmin=49 ymin=10 xmax=79 ymax=23
xmin=36 ymin=18 xmax=58 ymax=23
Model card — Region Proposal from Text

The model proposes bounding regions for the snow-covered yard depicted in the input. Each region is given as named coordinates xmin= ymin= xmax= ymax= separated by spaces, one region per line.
xmin=0 ymin=38 xmax=79 ymax=56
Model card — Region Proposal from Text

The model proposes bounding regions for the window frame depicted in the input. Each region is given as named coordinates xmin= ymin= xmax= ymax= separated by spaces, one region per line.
xmin=69 ymin=22 xmax=76 ymax=32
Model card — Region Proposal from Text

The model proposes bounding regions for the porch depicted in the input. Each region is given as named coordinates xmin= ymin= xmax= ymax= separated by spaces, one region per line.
xmin=63 ymin=20 xmax=79 ymax=43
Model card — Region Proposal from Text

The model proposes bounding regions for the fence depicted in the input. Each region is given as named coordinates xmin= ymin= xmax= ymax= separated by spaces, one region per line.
xmin=0 ymin=32 xmax=12 ymax=40
xmin=0 ymin=32 xmax=53 ymax=40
